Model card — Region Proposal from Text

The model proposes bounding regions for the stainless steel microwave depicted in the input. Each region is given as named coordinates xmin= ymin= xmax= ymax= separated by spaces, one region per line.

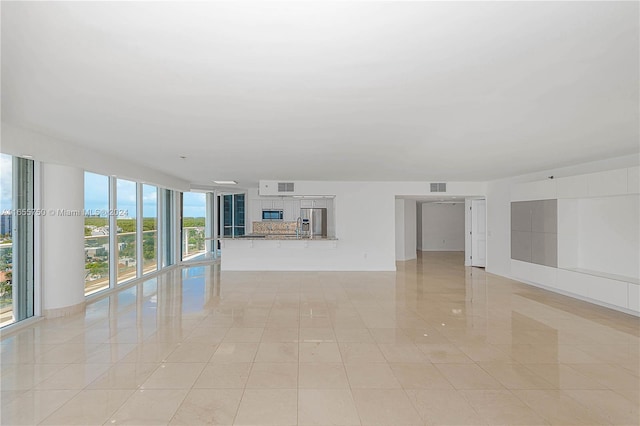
xmin=262 ymin=210 xmax=283 ymax=221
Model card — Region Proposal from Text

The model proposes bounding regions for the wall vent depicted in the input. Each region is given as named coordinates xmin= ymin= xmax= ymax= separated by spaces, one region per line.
xmin=430 ymin=183 xmax=447 ymax=192
xmin=277 ymin=182 xmax=295 ymax=192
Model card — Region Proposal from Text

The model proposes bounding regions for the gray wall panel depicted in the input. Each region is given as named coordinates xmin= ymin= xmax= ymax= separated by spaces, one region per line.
xmin=511 ymin=230 xmax=533 ymax=262
xmin=511 ymin=200 xmax=557 ymax=267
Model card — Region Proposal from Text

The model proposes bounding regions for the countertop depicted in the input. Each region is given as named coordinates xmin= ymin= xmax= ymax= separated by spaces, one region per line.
xmin=222 ymin=234 xmax=337 ymax=241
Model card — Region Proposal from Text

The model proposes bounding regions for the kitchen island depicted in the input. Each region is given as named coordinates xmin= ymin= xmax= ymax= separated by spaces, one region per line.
xmin=220 ymin=235 xmax=339 ymax=271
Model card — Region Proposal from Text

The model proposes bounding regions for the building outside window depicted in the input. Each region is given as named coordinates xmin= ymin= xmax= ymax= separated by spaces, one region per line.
xmin=84 ymin=172 xmax=110 ymax=295
xmin=182 ymin=192 xmax=206 ymax=260
xmin=142 ymin=184 xmax=158 ymax=273
xmin=0 ymin=153 xmax=35 ymax=327
xmin=116 ymin=179 xmax=137 ymax=284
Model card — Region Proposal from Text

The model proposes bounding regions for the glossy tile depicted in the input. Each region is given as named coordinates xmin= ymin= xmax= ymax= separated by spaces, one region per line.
xmin=234 ymin=389 xmax=297 ymax=426
xmin=246 ymin=362 xmax=298 ymax=388
xmin=1 ymin=253 xmax=638 ymax=425
xmin=298 ymin=363 xmax=350 ymax=389
xmin=298 ymin=389 xmax=360 ymax=425
xmin=169 ymin=389 xmax=243 ymax=425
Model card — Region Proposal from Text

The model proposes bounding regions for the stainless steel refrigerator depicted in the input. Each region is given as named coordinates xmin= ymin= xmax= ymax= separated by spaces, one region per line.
xmin=300 ymin=208 xmax=327 ymax=238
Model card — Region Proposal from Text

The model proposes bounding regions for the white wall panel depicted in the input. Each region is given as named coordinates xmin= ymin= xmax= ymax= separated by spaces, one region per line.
xmin=628 ymin=166 xmax=639 ymax=194
xmin=557 ymin=175 xmax=589 ymax=199
xmin=511 ymin=180 xmax=557 ymax=202
xmin=628 ymin=284 xmax=640 ymax=312
xmin=587 ymin=169 xmax=628 ymax=197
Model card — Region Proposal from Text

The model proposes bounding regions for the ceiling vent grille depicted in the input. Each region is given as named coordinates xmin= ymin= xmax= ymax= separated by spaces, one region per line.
xmin=278 ymin=182 xmax=295 ymax=192
xmin=430 ymin=183 xmax=447 ymax=193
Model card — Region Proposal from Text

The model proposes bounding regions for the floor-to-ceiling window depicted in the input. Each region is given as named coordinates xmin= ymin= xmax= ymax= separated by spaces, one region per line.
xmin=84 ymin=172 xmax=111 ymax=295
xmin=222 ymin=193 xmax=245 ymax=237
xmin=142 ymin=184 xmax=158 ymax=274
xmin=116 ymin=179 xmax=137 ymax=283
xmin=182 ymin=192 xmax=206 ymax=260
xmin=0 ymin=154 xmax=35 ymax=327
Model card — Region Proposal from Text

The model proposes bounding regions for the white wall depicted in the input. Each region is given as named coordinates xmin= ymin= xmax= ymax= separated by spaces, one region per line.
xmin=225 ymin=180 xmax=486 ymax=271
xmin=395 ymin=199 xmax=417 ymax=261
xmin=2 ymin=123 xmax=190 ymax=191
xmin=577 ymin=195 xmax=639 ymax=278
xmin=41 ymin=163 xmax=86 ymax=314
xmin=485 ymin=153 xmax=640 ymax=315
xmin=395 ymin=200 xmax=405 ymax=261
xmin=402 ymin=199 xmax=417 ymax=261
xmin=419 ymin=202 xmax=465 ymax=251
xmin=416 ymin=202 xmax=423 ymax=251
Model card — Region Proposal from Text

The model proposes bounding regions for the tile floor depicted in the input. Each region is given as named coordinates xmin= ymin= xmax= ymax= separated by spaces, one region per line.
xmin=1 ymin=252 xmax=638 ymax=425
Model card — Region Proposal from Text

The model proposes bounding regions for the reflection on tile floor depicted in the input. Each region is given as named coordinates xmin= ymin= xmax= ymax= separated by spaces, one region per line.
xmin=1 ymin=252 xmax=639 ymax=425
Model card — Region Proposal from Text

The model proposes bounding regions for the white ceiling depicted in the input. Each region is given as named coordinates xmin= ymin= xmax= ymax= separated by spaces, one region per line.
xmin=2 ymin=2 xmax=638 ymax=187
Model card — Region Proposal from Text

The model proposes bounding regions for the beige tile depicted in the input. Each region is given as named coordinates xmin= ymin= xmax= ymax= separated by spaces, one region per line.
xmin=108 ymin=389 xmax=188 ymax=425
xmin=193 ymin=363 xmax=251 ymax=389
xmin=261 ymin=327 xmax=299 ymax=342
xmin=4 ymin=255 xmax=640 ymax=426
xmin=40 ymin=389 xmax=133 ymax=425
xmin=417 ymin=343 xmax=474 ymax=364
xmin=378 ymin=343 xmax=428 ymax=363
xmin=339 ymin=342 xmax=387 ymax=363
xmin=568 ymin=363 xmax=640 ymax=390
xmin=141 ymin=363 xmax=205 ymax=389
xmin=119 ymin=342 xmax=178 ymax=363
xmin=0 ymin=390 xmax=79 ymax=425
xmin=165 ymin=342 xmax=218 ymax=362
xmin=460 ymin=389 xmax=549 ymax=425
xmin=169 ymin=389 xmax=243 ymax=425
xmin=333 ymin=328 xmax=374 ymax=343
xmin=435 ymin=364 xmax=504 ymax=390
xmin=565 ymin=389 xmax=640 ymax=425
xmin=234 ymin=389 xmax=297 ymax=425
xmin=0 ymin=363 xmax=64 ymax=390
xmin=88 ymin=362 xmax=158 ymax=389
xmin=522 ymin=364 xmax=608 ymax=390
xmin=479 ymin=362 xmax=554 ymax=390
xmin=299 ymin=342 xmax=343 ymax=362
xmin=254 ymin=342 xmax=298 ymax=363
xmin=246 ymin=363 xmax=298 ymax=388
xmin=389 ymin=362 xmax=454 ymax=390
xmin=298 ymin=389 xmax=360 ymax=425
xmin=299 ymin=327 xmax=336 ymax=342
xmin=369 ymin=328 xmax=413 ymax=344
xmin=513 ymin=389 xmax=610 ymax=425
xmin=352 ymin=388 xmax=423 ymax=425
xmin=299 ymin=363 xmax=350 ymax=389
xmin=405 ymin=389 xmax=487 ymax=425
xmin=210 ymin=343 xmax=258 ymax=363
xmin=184 ymin=326 xmax=229 ymax=344
xmin=345 ymin=362 xmax=402 ymax=389
xmin=35 ymin=363 xmax=111 ymax=390
xmin=222 ymin=327 xmax=264 ymax=342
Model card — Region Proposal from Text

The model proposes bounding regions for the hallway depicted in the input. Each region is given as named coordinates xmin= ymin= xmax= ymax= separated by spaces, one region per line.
xmin=1 ymin=252 xmax=638 ymax=425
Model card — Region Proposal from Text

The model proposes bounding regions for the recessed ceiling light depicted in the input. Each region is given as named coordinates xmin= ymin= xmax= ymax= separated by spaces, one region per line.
xmin=179 ymin=155 xmax=187 ymax=159
xmin=213 ymin=180 xmax=237 ymax=185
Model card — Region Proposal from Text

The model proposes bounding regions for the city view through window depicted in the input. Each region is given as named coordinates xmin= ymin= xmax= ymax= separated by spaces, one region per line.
xmin=182 ymin=192 xmax=206 ymax=260
xmin=84 ymin=173 xmax=159 ymax=295
xmin=0 ymin=154 xmax=13 ymax=325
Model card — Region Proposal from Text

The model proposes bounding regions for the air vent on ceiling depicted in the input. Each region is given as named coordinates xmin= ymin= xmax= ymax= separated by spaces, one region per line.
xmin=430 ymin=183 xmax=447 ymax=193
xmin=278 ymin=182 xmax=295 ymax=192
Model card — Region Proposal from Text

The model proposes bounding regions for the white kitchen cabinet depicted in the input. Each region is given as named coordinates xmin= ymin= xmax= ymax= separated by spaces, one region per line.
xmin=249 ymin=200 xmax=262 ymax=224
xmin=283 ymin=199 xmax=301 ymax=221
xmin=300 ymin=199 xmax=327 ymax=208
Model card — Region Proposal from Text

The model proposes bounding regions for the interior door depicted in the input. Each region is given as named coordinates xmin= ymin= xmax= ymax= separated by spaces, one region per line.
xmin=471 ymin=199 xmax=486 ymax=267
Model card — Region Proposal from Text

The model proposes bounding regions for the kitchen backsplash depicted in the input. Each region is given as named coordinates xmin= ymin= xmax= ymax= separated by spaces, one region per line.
xmin=253 ymin=221 xmax=297 ymax=234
